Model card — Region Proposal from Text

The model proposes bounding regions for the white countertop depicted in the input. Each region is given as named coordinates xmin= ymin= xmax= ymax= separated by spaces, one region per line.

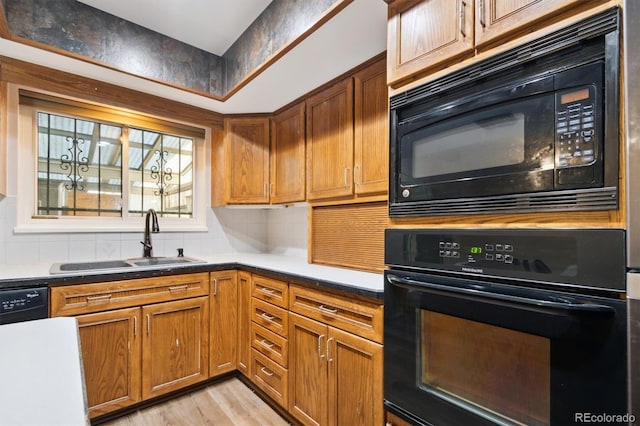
xmin=0 ymin=253 xmax=384 ymax=295
xmin=0 ymin=317 xmax=89 ymax=426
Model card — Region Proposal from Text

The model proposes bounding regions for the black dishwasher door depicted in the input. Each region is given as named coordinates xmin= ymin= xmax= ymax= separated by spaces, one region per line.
xmin=0 ymin=287 xmax=48 ymax=324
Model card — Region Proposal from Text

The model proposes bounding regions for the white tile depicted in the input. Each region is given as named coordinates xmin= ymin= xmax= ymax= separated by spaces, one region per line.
xmin=6 ymin=242 xmax=41 ymax=265
xmin=96 ymin=234 xmax=122 ymax=259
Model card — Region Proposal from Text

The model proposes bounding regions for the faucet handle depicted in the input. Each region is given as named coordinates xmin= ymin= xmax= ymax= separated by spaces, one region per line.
xmin=177 ymin=248 xmax=184 ymax=257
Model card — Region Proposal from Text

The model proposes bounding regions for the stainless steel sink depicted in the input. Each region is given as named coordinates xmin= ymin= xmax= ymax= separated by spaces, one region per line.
xmin=127 ymin=257 xmax=204 ymax=267
xmin=50 ymin=256 xmax=205 ymax=274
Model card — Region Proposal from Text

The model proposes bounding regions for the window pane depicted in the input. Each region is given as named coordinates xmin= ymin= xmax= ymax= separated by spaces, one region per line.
xmin=128 ymin=129 xmax=193 ymax=217
xmin=36 ymin=112 xmax=123 ymax=217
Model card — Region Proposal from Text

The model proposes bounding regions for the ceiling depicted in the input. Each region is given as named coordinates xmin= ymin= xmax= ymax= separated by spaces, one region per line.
xmin=0 ymin=0 xmax=387 ymax=114
xmin=77 ymin=0 xmax=273 ymax=56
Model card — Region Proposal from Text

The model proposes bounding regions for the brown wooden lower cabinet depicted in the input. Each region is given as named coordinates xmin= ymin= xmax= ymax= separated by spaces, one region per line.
xmin=209 ymin=270 xmax=238 ymax=376
xmin=50 ymin=272 xmax=210 ymax=419
xmin=142 ymin=296 xmax=209 ymax=400
xmin=288 ymin=312 xmax=383 ymax=426
xmin=237 ymin=270 xmax=252 ymax=377
xmin=75 ymin=307 xmax=141 ymax=418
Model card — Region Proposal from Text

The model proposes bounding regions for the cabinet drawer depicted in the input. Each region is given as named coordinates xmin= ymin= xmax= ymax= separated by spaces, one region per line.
xmin=289 ymin=285 xmax=383 ymax=344
xmin=51 ymin=272 xmax=210 ymax=316
xmin=251 ymin=348 xmax=288 ymax=408
xmin=252 ymin=298 xmax=288 ymax=338
xmin=251 ymin=322 xmax=288 ymax=368
xmin=252 ymin=274 xmax=289 ymax=309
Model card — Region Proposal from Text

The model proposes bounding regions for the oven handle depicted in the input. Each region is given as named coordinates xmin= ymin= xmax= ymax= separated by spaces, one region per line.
xmin=386 ymin=274 xmax=614 ymax=314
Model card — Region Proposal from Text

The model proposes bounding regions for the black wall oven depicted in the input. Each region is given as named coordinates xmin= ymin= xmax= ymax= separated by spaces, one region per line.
xmin=384 ymin=228 xmax=627 ymax=426
xmin=389 ymin=9 xmax=620 ymax=217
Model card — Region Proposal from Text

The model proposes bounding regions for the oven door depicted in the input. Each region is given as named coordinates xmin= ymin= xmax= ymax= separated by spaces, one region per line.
xmin=384 ymin=271 xmax=627 ymax=426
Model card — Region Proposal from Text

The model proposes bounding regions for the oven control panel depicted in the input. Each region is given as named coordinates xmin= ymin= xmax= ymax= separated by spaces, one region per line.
xmin=385 ymin=228 xmax=625 ymax=291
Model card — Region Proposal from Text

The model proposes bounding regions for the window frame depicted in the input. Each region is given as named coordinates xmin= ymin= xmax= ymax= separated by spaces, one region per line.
xmin=14 ymin=86 xmax=210 ymax=233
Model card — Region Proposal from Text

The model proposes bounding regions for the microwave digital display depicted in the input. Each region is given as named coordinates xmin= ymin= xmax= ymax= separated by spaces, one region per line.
xmin=561 ymin=88 xmax=590 ymax=104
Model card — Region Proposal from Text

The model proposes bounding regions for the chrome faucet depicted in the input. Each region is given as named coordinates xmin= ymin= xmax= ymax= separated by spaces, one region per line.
xmin=141 ymin=209 xmax=159 ymax=258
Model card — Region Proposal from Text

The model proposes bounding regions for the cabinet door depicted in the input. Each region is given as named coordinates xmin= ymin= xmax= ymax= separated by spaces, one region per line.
xmin=225 ymin=117 xmax=270 ymax=203
xmin=271 ymin=102 xmax=306 ymax=204
xmin=387 ymin=0 xmax=474 ymax=85
xmin=237 ymin=270 xmax=252 ymax=377
xmin=210 ymin=270 xmax=237 ymax=376
xmin=142 ymin=296 xmax=209 ymax=399
xmin=354 ymin=59 xmax=388 ymax=196
xmin=306 ymin=78 xmax=354 ymax=201
xmin=76 ymin=307 xmax=141 ymax=418
xmin=289 ymin=312 xmax=328 ymax=426
xmin=475 ymin=0 xmax=596 ymax=47
xmin=327 ymin=327 xmax=383 ymax=426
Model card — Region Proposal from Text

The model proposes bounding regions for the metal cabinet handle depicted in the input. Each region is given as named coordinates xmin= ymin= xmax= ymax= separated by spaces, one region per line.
xmin=212 ymin=278 xmax=218 ymax=296
xmin=86 ymin=294 xmax=112 ymax=303
xmin=459 ymin=0 xmax=466 ymax=37
xmin=261 ymin=367 xmax=274 ymax=377
xmin=319 ymin=304 xmax=338 ymax=315
xmin=260 ymin=312 xmax=276 ymax=322
xmin=169 ymin=285 xmax=188 ymax=293
xmin=479 ymin=0 xmax=485 ymax=28
xmin=259 ymin=287 xmax=275 ymax=296
xmin=318 ymin=334 xmax=325 ymax=359
xmin=326 ymin=337 xmax=334 ymax=362
xmin=260 ymin=339 xmax=274 ymax=349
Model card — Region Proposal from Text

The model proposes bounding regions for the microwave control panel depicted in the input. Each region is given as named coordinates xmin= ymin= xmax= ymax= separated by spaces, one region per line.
xmin=555 ymin=86 xmax=597 ymax=168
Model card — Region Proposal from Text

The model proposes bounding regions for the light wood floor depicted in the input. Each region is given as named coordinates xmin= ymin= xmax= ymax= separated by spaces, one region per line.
xmin=101 ymin=378 xmax=290 ymax=426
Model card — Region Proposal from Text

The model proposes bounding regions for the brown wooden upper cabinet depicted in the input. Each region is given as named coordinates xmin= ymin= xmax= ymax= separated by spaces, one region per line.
xmin=270 ymin=102 xmax=306 ymax=204
xmin=306 ymin=78 xmax=355 ymax=201
xmin=354 ymin=59 xmax=388 ymax=196
xmin=307 ymin=58 xmax=388 ymax=202
xmin=224 ymin=117 xmax=270 ymax=204
xmin=387 ymin=0 xmax=607 ymax=86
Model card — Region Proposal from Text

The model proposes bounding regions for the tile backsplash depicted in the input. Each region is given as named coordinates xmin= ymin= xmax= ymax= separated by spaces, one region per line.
xmin=0 ymin=196 xmax=308 ymax=266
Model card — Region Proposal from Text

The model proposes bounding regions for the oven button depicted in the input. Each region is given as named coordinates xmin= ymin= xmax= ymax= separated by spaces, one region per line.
xmin=496 ymin=253 xmax=504 ymax=261
xmin=504 ymin=255 xmax=514 ymax=264
xmin=504 ymin=244 xmax=513 ymax=252
xmin=485 ymin=253 xmax=494 ymax=261
xmin=439 ymin=250 xmax=445 ymax=257
xmin=485 ymin=244 xmax=494 ymax=251
xmin=496 ymin=244 xmax=504 ymax=251
xmin=401 ymin=189 xmax=410 ymax=198
xmin=452 ymin=242 xmax=460 ymax=249
xmin=439 ymin=242 xmax=446 ymax=249
xmin=452 ymin=251 xmax=459 ymax=258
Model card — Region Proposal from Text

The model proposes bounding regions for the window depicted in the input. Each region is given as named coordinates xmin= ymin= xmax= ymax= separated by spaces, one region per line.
xmin=17 ymin=90 xmax=208 ymax=232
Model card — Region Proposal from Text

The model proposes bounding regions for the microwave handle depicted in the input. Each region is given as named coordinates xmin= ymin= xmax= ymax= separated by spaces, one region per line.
xmin=386 ymin=273 xmax=613 ymax=314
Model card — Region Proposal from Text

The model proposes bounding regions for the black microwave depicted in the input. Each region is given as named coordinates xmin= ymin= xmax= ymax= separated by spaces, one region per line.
xmin=389 ymin=9 xmax=620 ymax=217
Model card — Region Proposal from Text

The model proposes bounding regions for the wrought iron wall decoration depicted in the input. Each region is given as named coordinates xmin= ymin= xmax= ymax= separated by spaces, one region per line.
xmin=60 ymin=136 xmax=89 ymax=191
xmin=150 ymin=149 xmax=172 ymax=196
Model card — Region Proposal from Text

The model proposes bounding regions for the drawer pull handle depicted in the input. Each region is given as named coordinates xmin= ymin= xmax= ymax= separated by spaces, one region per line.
xmin=212 ymin=278 xmax=218 ymax=296
xmin=319 ymin=305 xmax=338 ymax=315
xmin=86 ymin=294 xmax=112 ymax=303
xmin=260 ymin=367 xmax=274 ymax=377
xmin=459 ymin=0 xmax=466 ymax=37
xmin=133 ymin=316 xmax=138 ymax=336
xmin=259 ymin=287 xmax=275 ymax=296
xmin=260 ymin=312 xmax=276 ymax=322
xmin=260 ymin=339 xmax=274 ymax=349
xmin=169 ymin=285 xmax=189 ymax=293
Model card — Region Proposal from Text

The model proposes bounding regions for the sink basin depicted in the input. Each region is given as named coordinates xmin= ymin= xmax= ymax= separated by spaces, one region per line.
xmin=56 ymin=260 xmax=134 ymax=272
xmin=127 ymin=257 xmax=204 ymax=267
xmin=50 ymin=256 xmax=205 ymax=274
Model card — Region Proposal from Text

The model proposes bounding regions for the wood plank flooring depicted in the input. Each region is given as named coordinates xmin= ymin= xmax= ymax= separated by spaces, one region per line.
xmin=101 ymin=378 xmax=290 ymax=426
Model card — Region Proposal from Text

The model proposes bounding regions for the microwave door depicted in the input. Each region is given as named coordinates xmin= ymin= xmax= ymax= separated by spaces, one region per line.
xmin=397 ymin=93 xmax=556 ymax=202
